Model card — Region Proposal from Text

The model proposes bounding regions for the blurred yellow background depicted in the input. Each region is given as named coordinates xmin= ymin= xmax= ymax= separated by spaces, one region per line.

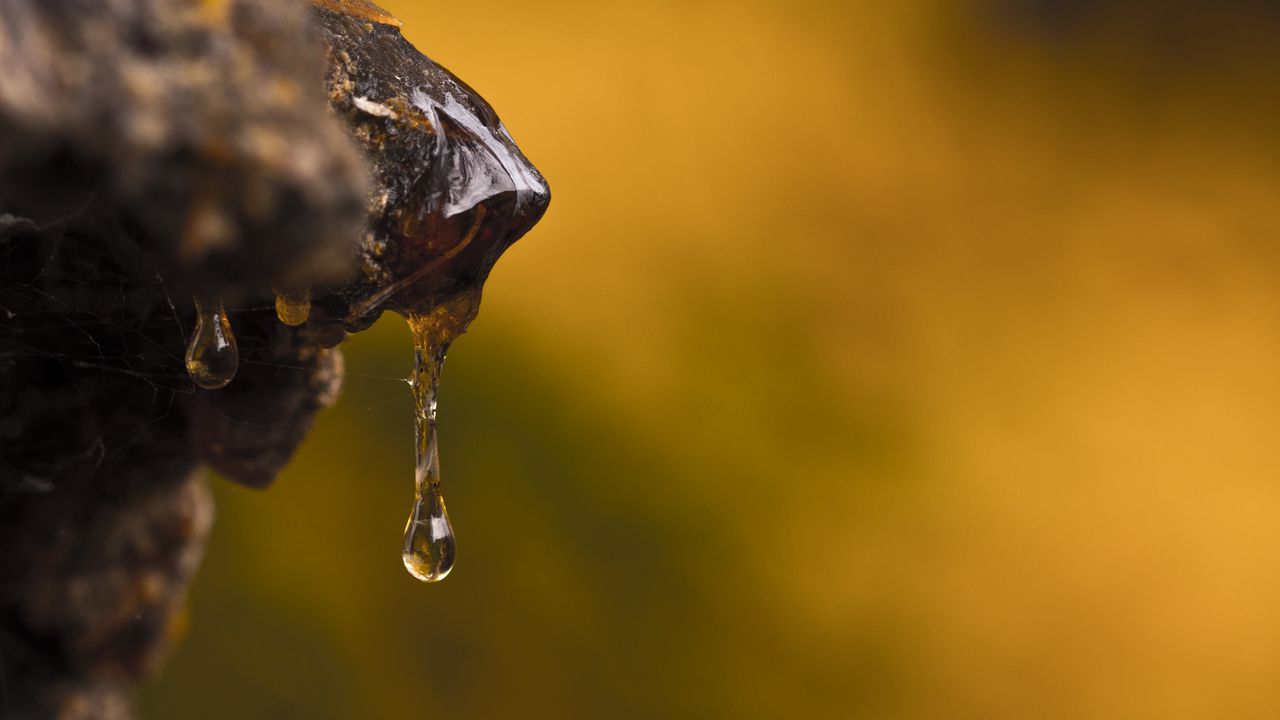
xmin=141 ymin=1 xmax=1280 ymax=717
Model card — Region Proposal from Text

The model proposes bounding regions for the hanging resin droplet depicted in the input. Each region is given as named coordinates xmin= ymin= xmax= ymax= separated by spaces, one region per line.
xmin=403 ymin=486 xmax=456 ymax=582
xmin=399 ymin=296 xmax=479 ymax=583
xmin=402 ymin=312 xmax=455 ymax=581
xmin=185 ymin=297 xmax=239 ymax=389
xmin=274 ymin=287 xmax=312 ymax=327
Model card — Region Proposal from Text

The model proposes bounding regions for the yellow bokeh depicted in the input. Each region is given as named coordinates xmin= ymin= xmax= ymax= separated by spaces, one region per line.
xmin=142 ymin=1 xmax=1280 ymax=717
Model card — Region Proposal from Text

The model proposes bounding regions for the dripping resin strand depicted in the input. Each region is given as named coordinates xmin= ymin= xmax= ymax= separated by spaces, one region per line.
xmin=401 ymin=311 xmax=457 ymax=582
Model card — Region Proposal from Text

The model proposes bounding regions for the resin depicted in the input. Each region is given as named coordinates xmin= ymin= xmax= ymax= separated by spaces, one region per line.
xmin=185 ymin=298 xmax=239 ymax=389
xmin=400 ymin=293 xmax=480 ymax=582
xmin=274 ymin=287 xmax=312 ymax=327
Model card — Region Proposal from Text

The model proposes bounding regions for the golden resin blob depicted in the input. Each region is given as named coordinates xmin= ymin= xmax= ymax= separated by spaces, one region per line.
xmin=274 ymin=287 xmax=312 ymax=327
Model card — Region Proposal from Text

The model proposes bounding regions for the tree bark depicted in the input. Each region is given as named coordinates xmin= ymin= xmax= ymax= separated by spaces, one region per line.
xmin=0 ymin=1 xmax=548 ymax=716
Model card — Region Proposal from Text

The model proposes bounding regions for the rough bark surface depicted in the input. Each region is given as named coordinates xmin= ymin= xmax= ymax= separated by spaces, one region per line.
xmin=0 ymin=0 xmax=548 ymax=716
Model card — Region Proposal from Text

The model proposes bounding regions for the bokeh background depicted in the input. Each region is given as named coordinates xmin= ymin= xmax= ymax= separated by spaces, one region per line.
xmin=141 ymin=1 xmax=1280 ymax=717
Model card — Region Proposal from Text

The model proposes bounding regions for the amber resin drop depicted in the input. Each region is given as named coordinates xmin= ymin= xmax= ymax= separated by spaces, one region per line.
xmin=274 ymin=287 xmax=312 ymax=327
xmin=400 ymin=293 xmax=481 ymax=582
xmin=185 ymin=297 xmax=239 ymax=389
xmin=402 ymin=323 xmax=455 ymax=582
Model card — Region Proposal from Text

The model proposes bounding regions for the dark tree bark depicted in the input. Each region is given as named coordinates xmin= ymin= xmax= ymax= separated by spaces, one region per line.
xmin=0 ymin=1 xmax=549 ymax=716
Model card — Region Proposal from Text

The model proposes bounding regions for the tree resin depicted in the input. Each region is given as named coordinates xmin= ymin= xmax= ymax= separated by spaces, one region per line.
xmin=274 ymin=287 xmax=312 ymax=327
xmin=400 ymin=294 xmax=480 ymax=582
xmin=185 ymin=297 xmax=239 ymax=389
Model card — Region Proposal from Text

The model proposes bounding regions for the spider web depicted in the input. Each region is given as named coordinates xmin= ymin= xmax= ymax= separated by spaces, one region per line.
xmin=0 ymin=206 xmax=409 ymax=488
xmin=0 ymin=199 xmax=425 ymax=718
xmin=0 ymin=209 xmax=207 ymax=482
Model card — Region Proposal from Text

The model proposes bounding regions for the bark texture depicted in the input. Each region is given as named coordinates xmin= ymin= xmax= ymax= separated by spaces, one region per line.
xmin=0 ymin=1 xmax=548 ymax=716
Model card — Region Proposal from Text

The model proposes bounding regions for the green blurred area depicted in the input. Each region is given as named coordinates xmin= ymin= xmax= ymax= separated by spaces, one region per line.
xmin=141 ymin=1 xmax=1280 ymax=717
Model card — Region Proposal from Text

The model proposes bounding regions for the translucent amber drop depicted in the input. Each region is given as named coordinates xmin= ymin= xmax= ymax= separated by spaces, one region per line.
xmin=400 ymin=294 xmax=480 ymax=583
xmin=403 ymin=486 xmax=456 ymax=582
xmin=185 ymin=298 xmax=239 ymax=389
xmin=274 ymin=287 xmax=312 ymax=326
xmin=402 ymin=313 xmax=453 ymax=581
